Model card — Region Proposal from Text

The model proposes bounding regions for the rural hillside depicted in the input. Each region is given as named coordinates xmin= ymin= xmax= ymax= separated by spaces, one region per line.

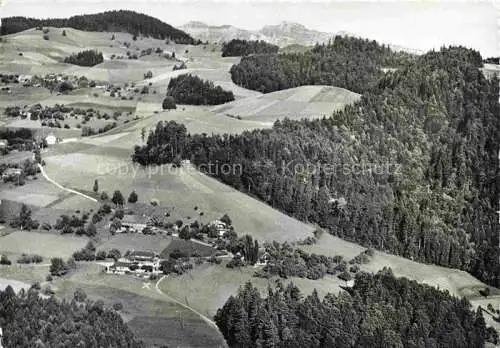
xmin=0 ymin=8 xmax=499 ymax=348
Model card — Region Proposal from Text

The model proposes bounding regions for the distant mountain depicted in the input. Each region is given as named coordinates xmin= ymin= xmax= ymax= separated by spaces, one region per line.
xmin=181 ymin=21 xmax=333 ymax=47
xmin=1 ymin=10 xmax=198 ymax=44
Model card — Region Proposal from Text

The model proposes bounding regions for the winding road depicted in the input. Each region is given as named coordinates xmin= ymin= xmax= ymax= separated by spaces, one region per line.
xmin=37 ymin=164 xmax=97 ymax=203
xmin=155 ymin=275 xmax=218 ymax=329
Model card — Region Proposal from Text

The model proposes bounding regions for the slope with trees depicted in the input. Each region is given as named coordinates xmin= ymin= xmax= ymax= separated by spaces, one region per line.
xmin=1 ymin=10 xmax=198 ymax=44
xmin=0 ymin=286 xmax=142 ymax=347
xmin=230 ymin=35 xmax=413 ymax=94
xmin=215 ymin=269 xmax=497 ymax=347
xmin=132 ymin=46 xmax=499 ymax=287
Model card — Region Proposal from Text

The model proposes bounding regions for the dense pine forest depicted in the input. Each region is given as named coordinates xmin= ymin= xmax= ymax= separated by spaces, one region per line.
xmin=222 ymin=39 xmax=279 ymax=57
xmin=133 ymin=45 xmax=499 ymax=287
xmin=229 ymin=36 xmax=414 ymax=94
xmin=1 ymin=10 xmax=198 ymax=44
xmin=0 ymin=286 xmax=142 ymax=347
xmin=215 ymin=269 xmax=497 ymax=348
xmin=167 ymin=74 xmax=235 ymax=105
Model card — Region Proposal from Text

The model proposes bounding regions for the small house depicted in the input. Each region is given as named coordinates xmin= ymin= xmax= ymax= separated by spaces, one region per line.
xmin=209 ymin=219 xmax=229 ymax=237
xmin=0 ymin=139 xmax=8 ymax=149
xmin=45 ymin=133 xmax=57 ymax=145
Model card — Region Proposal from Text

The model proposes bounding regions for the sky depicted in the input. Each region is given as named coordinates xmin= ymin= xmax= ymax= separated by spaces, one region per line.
xmin=0 ymin=0 xmax=498 ymax=57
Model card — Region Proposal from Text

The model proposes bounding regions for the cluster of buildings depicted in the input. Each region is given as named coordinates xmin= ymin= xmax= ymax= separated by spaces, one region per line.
xmin=103 ymin=250 xmax=161 ymax=276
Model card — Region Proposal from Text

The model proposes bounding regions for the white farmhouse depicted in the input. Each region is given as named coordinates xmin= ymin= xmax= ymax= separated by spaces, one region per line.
xmin=45 ymin=133 xmax=57 ymax=145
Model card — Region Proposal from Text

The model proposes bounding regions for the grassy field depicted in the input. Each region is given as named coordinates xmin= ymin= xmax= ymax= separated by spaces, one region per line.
xmin=50 ymin=262 xmax=227 ymax=347
xmin=160 ymin=238 xmax=216 ymax=259
xmin=41 ymin=140 xmax=314 ymax=243
xmin=99 ymin=233 xmax=173 ymax=254
xmin=211 ymin=85 xmax=361 ymax=122
xmin=301 ymin=233 xmax=496 ymax=299
xmin=0 ymin=230 xmax=88 ymax=260
xmin=158 ymin=262 xmax=349 ymax=319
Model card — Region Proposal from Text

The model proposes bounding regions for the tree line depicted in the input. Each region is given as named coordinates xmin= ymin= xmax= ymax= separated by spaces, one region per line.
xmin=1 ymin=10 xmax=198 ymax=44
xmin=132 ymin=46 xmax=499 ymax=287
xmin=229 ymin=35 xmax=414 ymax=94
xmin=222 ymin=39 xmax=279 ymax=57
xmin=215 ymin=268 xmax=497 ymax=347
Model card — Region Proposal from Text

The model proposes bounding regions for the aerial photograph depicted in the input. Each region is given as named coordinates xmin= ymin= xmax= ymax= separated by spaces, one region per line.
xmin=0 ymin=0 xmax=498 ymax=347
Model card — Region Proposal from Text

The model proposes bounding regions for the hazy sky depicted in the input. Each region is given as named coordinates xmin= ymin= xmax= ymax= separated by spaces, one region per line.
xmin=1 ymin=0 xmax=498 ymax=56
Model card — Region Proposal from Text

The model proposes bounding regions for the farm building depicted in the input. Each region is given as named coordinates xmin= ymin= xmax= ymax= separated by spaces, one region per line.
xmin=104 ymin=250 xmax=161 ymax=275
xmin=0 ymin=139 xmax=7 ymax=149
xmin=209 ymin=219 xmax=229 ymax=236
xmin=45 ymin=133 xmax=57 ymax=145
xmin=1 ymin=168 xmax=22 ymax=180
xmin=119 ymin=214 xmax=148 ymax=233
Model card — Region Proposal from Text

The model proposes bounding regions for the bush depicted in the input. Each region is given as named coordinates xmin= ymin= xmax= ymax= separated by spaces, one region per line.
xmin=0 ymin=255 xmax=12 ymax=265
xmin=162 ymin=96 xmax=176 ymax=110
xmin=74 ymin=288 xmax=87 ymax=302
xmin=337 ymin=271 xmax=353 ymax=282
xmin=113 ymin=302 xmax=123 ymax=311
xmin=43 ymin=34 xmax=49 ymax=40
xmin=128 ymin=190 xmax=138 ymax=203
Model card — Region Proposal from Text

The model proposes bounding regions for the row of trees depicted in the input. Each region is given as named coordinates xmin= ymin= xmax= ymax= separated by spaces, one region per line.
xmin=64 ymin=50 xmax=104 ymax=67
xmin=1 ymin=10 xmax=198 ymax=44
xmin=132 ymin=46 xmax=499 ymax=287
xmin=229 ymin=35 xmax=414 ymax=94
xmin=167 ymin=74 xmax=235 ymax=105
xmin=222 ymin=39 xmax=279 ymax=57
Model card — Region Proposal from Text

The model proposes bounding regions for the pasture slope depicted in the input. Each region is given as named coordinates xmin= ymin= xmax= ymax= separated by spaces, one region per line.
xmin=211 ymin=85 xmax=361 ymax=121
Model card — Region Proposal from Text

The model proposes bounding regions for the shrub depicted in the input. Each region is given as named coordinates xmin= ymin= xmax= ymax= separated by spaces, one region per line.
xmin=162 ymin=96 xmax=176 ymax=110
xmin=0 ymin=255 xmax=12 ymax=265
xmin=43 ymin=34 xmax=49 ymax=40
xmin=113 ymin=302 xmax=123 ymax=311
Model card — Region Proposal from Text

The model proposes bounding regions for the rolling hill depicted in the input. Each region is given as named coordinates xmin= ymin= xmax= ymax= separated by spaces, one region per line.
xmin=1 ymin=10 xmax=198 ymax=44
xmin=211 ymin=85 xmax=361 ymax=121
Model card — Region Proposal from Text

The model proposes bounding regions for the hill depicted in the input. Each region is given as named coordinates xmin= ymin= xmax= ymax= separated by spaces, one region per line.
xmin=211 ymin=85 xmax=361 ymax=121
xmin=1 ymin=10 xmax=198 ymax=44
xmin=132 ymin=46 xmax=500 ymax=288
xmin=230 ymin=35 xmax=414 ymax=94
